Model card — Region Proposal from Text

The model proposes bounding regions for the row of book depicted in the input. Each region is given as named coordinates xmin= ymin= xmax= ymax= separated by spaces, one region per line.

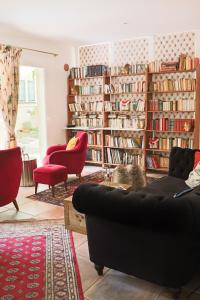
xmin=148 ymin=137 xmax=193 ymax=150
xmin=148 ymin=55 xmax=199 ymax=73
xmin=86 ymin=149 xmax=102 ymax=162
xmin=105 ymin=135 xmax=143 ymax=148
xmin=104 ymin=100 xmax=145 ymax=112
xmin=70 ymin=65 xmax=108 ymax=79
xmin=149 ymin=78 xmax=196 ymax=92
xmin=148 ymin=99 xmax=195 ymax=111
xmin=104 ymin=82 xmax=146 ymax=94
xmin=73 ymin=115 xmax=103 ymax=128
xmin=110 ymin=64 xmax=146 ymax=76
xmin=69 ymin=102 xmax=103 ymax=112
xmin=108 ymin=115 xmax=145 ymax=130
xmin=88 ymin=132 xmax=102 ymax=145
xmin=147 ymin=118 xmax=194 ymax=132
xmin=106 ymin=148 xmax=142 ymax=165
xmin=146 ymin=154 xmax=169 ymax=169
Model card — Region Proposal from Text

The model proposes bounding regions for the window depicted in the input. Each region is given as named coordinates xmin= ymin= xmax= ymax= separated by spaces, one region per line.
xmin=19 ymin=76 xmax=36 ymax=103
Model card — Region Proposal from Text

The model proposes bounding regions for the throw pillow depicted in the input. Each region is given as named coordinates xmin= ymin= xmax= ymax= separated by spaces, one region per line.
xmin=112 ymin=164 xmax=146 ymax=191
xmin=66 ymin=137 xmax=79 ymax=150
xmin=185 ymin=161 xmax=200 ymax=188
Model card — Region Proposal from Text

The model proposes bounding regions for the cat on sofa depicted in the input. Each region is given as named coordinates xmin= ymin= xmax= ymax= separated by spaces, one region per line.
xmin=112 ymin=164 xmax=146 ymax=191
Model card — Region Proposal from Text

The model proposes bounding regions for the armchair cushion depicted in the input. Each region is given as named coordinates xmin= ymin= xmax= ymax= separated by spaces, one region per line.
xmin=73 ymin=177 xmax=200 ymax=234
xmin=66 ymin=137 xmax=79 ymax=150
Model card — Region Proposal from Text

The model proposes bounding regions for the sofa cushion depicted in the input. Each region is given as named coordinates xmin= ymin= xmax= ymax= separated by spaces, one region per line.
xmin=168 ymin=147 xmax=195 ymax=179
xmin=141 ymin=176 xmax=188 ymax=195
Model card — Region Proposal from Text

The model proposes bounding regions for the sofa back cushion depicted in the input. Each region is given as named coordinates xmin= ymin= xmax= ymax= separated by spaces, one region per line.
xmin=168 ymin=147 xmax=195 ymax=180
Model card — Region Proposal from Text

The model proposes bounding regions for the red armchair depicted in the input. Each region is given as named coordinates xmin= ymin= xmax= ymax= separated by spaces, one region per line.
xmin=43 ymin=132 xmax=88 ymax=179
xmin=0 ymin=147 xmax=22 ymax=210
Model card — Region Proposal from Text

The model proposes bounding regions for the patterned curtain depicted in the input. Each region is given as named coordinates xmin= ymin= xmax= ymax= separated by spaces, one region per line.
xmin=0 ymin=45 xmax=22 ymax=148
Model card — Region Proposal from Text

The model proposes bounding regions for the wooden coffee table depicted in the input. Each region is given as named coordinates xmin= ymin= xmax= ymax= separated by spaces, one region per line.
xmin=64 ymin=181 xmax=132 ymax=234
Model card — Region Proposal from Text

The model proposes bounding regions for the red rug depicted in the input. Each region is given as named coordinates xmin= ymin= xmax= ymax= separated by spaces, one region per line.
xmin=0 ymin=221 xmax=83 ymax=300
xmin=27 ymin=171 xmax=104 ymax=207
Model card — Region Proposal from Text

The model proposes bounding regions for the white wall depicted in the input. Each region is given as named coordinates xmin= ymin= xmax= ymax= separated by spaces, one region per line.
xmin=0 ymin=25 xmax=80 ymax=157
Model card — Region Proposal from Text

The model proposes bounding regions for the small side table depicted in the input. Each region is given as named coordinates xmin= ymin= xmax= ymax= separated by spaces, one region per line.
xmin=64 ymin=196 xmax=87 ymax=235
xmin=64 ymin=181 xmax=132 ymax=235
xmin=20 ymin=156 xmax=37 ymax=187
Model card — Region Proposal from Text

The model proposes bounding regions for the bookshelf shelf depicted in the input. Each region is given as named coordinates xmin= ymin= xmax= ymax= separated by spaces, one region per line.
xmin=104 ymin=146 xmax=142 ymax=151
xmin=110 ymin=73 xmax=145 ymax=77
xmin=149 ymin=69 xmax=196 ymax=75
xmin=147 ymin=110 xmax=195 ymax=113
xmin=148 ymin=90 xmax=195 ymax=94
xmin=66 ymin=61 xmax=200 ymax=172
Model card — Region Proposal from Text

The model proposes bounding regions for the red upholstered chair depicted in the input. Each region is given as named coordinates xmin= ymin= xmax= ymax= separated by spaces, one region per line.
xmin=0 ymin=147 xmax=22 ymax=210
xmin=43 ymin=132 xmax=88 ymax=179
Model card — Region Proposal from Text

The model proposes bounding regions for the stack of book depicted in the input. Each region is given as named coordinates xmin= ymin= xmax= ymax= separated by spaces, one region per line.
xmin=110 ymin=64 xmax=146 ymax=76
xmin=148 ymin=99 xmax=195 ymax=111
xmin=149 ymin=78 xmax=196 ymax=92
xmin=104 ymin=81 xmax=146 ymax=94
xmin=106 ymin=148 xmax=141 ymax=165
xmin=148 ymin=118 xmax=194 ymax=132
xmin=146 ymin=154 xmax=169 ymax=169
xmin=160 ymin=62 xmax=178 ymax=72
xmin=108 ymin=115 xmax=145 ymax=129
xmin=88 ymin=132 xmax=102 ymax=145
xmin=87 ymin=149 xmax=102 ymax=162
xmin=70 ymin=65 xmax=108 ymax=79
xmin=105 ymin=134 xmax=143 ymax=148
xmin=148 ymin=137 xmax=193 ymax=150
xmin=74 ymin=115 xmax=103 ymax=128
xmin=179 ymin=55 xmax=199 ymax=71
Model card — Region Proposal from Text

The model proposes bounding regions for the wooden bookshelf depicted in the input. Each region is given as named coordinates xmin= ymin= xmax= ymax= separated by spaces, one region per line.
xmin=66 ymin=61 xmax=200 ymax=172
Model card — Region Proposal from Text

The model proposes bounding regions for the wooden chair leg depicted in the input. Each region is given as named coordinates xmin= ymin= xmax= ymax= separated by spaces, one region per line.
xmin=35 ymin=183 xmax=38 ymax=194
xmin=52 ymin=186 xmax=55 ymax=197
xmin=76 ymin=174 xmax=82 ymax=181
xmin=48 ymin=185 xmax=50 ymax=189
xmin=13 ymin=200 xmax=19 ymax=211
xmin=64 ymin=181 xmax=67 ymax=191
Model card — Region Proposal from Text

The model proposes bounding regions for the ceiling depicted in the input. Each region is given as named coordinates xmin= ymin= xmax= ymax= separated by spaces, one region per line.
xmin=0 ymin=0 xmax=200 ymax=44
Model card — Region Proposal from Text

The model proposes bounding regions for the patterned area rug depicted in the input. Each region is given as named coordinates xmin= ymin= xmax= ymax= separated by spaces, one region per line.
xmin=0 ymin=221 xmax=83 ymax=300
xmin=27 ymin=171 xmax=104 ymax=207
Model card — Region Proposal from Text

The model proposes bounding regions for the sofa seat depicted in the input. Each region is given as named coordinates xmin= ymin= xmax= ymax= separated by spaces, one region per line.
xmin=141 ymin=175 xmax=188 ymax=195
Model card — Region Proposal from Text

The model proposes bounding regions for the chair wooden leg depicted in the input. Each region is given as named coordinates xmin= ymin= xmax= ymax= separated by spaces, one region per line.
xmin=76 ymin=174 xmax=82 ymax=181
xmin=35 ymin=183 xmax=38 ymax=194
xmin=52 ymin=186 xmax=55 ymax=197
xmin=48 ymin=185 xmax=50 ymax=189
xmin=64 ymin=181 xmax=67 ymax=191
xmin=13 ymin=200 xmax=19 ymax=211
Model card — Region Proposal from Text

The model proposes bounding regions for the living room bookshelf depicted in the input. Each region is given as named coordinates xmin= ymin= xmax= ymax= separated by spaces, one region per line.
xmin=66 ymin=58 xmax=200 ymax=173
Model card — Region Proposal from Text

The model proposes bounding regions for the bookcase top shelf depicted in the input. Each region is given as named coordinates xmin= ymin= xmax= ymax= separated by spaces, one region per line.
xmin=149 ymin=69 xmax=196 ymax=75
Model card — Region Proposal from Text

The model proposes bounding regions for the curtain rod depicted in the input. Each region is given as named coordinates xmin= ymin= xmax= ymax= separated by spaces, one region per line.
xmin=21 ymin=47 xmax=59 ymax=56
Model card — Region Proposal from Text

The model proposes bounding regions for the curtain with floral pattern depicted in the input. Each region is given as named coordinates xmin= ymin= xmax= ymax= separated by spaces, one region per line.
xmin=0 ymin=45 xmax=22 ymax=148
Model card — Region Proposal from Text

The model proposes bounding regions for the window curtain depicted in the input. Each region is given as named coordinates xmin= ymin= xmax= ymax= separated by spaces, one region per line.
xmin=0 ymin=45 xmax=22 ymax=148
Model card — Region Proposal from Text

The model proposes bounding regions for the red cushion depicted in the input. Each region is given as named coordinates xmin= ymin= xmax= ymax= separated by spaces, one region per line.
xmin=194 ymin=151 xmax=200 ymax=169
xmin=33 ymin=164 xmax=67 ymax=185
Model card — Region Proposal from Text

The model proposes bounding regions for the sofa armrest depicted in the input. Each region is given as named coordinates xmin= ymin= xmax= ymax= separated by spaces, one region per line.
xmin=73 ymin=183 xmax=198 ymax=233
xmin=168 ymin=147 xmax=195 ymax=180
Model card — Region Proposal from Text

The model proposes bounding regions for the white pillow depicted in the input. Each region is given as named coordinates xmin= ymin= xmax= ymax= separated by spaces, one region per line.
xmin=185 ymin=161 xmax=200 ymax=188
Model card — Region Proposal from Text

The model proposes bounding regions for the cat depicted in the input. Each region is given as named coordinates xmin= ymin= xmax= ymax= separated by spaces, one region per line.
xmin=112 ymin=164 xmax=147 ymax=191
